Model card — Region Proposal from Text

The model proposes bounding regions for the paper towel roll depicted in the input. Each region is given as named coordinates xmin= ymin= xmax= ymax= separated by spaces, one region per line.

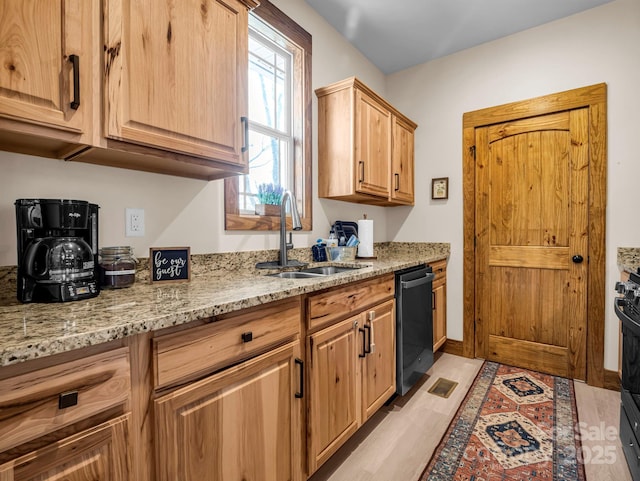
xmin=357 ymin=219 xmax=374 ymax=258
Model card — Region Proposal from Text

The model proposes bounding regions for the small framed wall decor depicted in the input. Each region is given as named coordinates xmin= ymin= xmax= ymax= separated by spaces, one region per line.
xmin=432 ymin=177 xmax=449 ymax=200
xmin=149 ymin=247 xmax=191 ymax=283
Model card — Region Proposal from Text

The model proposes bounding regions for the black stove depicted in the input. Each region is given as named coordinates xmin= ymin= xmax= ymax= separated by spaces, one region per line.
xmin=615 ymin=270 xmax=640 ymax=480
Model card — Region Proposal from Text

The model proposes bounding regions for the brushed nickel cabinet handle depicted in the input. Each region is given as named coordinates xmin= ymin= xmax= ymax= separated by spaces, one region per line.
xmin=359 ymin=161 xmax=365 ymax=183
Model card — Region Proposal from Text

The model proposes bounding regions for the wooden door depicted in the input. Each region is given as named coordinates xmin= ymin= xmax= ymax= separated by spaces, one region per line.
xmin=0 ymin=0 xmax=92 ymax=138
xmin=475 ymin=109 xmax=589 ymax=379
xmin=307 ymin=316 xmax=359 ymax=474
xmin=104 ymin=0 xmax=251 ymax=165
xmin=355 ymin=89 xmax=391 ymax=198
xmin=390 ymin=116 xmax=415 ymax=204
xmin=0 ymin=415 xmax=129 ymax=481
xmin=361 ymin=300 xmax=396 ymax=421
xmin=154 ymin=342 xmax=302 ymax=481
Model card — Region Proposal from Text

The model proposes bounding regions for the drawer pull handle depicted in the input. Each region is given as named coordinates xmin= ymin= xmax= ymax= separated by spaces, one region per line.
xmin=241 ymin=332 xmax=253 ymax=343
xmin=359 ymin=327 xmax=367 ymax=358
xmin=295 ymin=358 xmax=304 ymax=398
xmin=58 ymin=391 xmax=78 ymax=409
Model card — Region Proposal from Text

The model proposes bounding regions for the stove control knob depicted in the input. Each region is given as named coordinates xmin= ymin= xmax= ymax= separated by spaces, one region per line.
xmin=616 ymin=281 xmax=627 ymax=294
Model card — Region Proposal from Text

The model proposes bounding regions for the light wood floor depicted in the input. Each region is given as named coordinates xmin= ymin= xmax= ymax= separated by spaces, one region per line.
xmin=308 ymin=352 xmax=633 ymax=481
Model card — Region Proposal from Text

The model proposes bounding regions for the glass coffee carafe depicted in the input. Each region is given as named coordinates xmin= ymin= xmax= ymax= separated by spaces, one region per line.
xmin=24 ymin=237 xmax=95 ymax=283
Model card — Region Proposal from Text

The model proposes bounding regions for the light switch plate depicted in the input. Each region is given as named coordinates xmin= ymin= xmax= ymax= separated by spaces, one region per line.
xmin=125 ymin=208 xmax=145 ymax=237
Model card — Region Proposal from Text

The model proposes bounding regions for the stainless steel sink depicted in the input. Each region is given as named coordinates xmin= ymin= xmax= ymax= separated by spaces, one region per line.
xmin=268 ymin=265 xmax=363 ymax=279
xmin=300 ymin=266 xmax=363 ymax=275
xmin=269 ymin=271 xmax=324 ymax=279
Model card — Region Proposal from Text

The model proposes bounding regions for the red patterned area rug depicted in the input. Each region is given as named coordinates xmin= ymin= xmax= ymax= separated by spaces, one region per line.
xmin=419 ymin=362 xmax=585 ymax=480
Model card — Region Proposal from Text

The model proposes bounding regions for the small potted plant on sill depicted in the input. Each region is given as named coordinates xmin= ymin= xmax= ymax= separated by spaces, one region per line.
xmin=255 ymin=183 xmax=284 ymax=216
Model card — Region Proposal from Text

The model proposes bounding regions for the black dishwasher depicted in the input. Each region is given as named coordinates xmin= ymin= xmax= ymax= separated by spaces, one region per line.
xmin=395 ymin=264 xmax=435 ymax=395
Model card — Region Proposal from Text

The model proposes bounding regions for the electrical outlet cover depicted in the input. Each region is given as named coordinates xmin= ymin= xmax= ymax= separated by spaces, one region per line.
xmin=126 ymin=208 xmax=145 ymax=237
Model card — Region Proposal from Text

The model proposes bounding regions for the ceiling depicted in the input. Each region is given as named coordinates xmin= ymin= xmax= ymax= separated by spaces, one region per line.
xmin=304 ymin=0 xmax=614 ymax=74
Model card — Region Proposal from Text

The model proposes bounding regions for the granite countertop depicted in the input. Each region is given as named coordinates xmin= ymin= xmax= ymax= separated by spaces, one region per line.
xmin=618 ymin=248 xmax=640 ymax=273
xmin=0 ymin=242 xmax=449 ymax=367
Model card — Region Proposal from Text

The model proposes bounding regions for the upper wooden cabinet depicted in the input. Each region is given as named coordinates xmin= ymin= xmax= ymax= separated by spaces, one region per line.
xmin=0 ymin=0 xmax=259 ymax=181
xmin=102 ymin=0 xmax=255 ymax=176
xmin=0 ymin=0 xmax=94 ymax=158
xmin=391 ymin=116 xmax=416 ymax=204
xmin=316 ymin=77 xmax=417 ymax=206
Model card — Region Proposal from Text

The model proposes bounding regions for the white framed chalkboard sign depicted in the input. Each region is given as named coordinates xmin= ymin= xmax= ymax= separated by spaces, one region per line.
xmin=149 ymin=247 xmax=191 ymax=283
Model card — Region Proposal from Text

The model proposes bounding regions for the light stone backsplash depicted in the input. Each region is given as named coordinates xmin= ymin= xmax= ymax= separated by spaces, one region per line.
xmin=0 ymin=242 xmax=450 ymax=306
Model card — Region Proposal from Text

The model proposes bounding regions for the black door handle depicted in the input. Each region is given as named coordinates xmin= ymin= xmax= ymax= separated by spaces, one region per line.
xmin=572 ymin=255 xmax=584 ymax=264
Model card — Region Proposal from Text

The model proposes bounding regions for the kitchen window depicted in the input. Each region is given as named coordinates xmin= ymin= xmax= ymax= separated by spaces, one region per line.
xmin=224 ymin=0 xmax=312 ymax=231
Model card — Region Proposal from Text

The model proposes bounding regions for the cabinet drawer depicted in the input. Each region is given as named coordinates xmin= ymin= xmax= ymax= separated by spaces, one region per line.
xmin=307 ymin=274 xmax=394 ymax=331
xmin=429 ymin=259 xmax=447 ymax=280
xmin=153 ymin=297 xmax=301 ymax=389
xmin=0 ymin=348 xmax=130 ymax=453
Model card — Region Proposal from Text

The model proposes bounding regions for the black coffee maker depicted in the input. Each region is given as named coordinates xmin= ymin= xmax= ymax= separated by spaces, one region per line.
xmin=15 ymin=199 xmax=100 ymax=302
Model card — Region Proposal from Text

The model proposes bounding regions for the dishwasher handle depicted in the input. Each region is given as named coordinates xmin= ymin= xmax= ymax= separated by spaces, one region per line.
xmin=400 ymin=272 xmax=435 ymax=290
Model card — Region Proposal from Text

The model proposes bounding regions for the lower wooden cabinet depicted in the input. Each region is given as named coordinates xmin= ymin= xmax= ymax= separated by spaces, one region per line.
xmin=154 ymin=341 xmax=304 ymax=481
xmin=307 ymin=299 xmax=395 ymax=474
xmin=361 ymin=300 xmax=396 ymax=421
xmin=0 ymin=414 xmax=130 ymax=481
xmin=431 ymin=259 xmax=447 ymax=351
xmin=307 ymin=315 xmax=360 ymax=473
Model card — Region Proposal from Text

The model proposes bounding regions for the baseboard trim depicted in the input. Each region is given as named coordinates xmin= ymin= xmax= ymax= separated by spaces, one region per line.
xmin=603 ymin=369 xmax=621 ymax=391
xmin=440 ymin=339 xmax=619 ymax=391
xmin=442 ymin=339 xmax=464 ymax=357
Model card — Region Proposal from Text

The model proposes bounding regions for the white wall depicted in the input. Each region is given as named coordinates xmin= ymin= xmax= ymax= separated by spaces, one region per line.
xmin=0 ymin=0 xmax=388 ymax=266
xmin=1 ymin=0 xmax=636 ymax=371
xmin=385 ymin=0 xmax=640 ymax=371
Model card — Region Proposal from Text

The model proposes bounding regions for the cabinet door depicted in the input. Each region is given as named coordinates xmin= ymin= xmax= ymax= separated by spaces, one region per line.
xmin=390 ymin=116 xmax=415 ymax=205
xmin=307 ymin=316 xmax=359 ymax=474
xmin=154 ymin=341 xmax=303 ymax=481
xmin=104 ymin=0 xmax=250 ymax=166
xmin=361 ymin=300 xmax=396 ymax=421
xmin=0 ymin=0 xmax=92 ymax=137
xmin=0 ymin=415 xmax=129 ymax=481
xmin=355 ymin=89 xmax=391 ymax=198
xmin=433 ymin=279 xmax=447 ymax=351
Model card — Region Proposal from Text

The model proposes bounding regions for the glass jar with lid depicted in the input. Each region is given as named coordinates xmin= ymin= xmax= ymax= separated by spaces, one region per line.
xmin=99 ymin=246 xmax=137 ymax=289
